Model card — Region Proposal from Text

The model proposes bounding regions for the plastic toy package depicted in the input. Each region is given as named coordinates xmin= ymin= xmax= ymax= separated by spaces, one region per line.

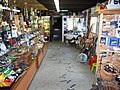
xmin=0 ymin=73 xmax=13 ymax=87
xmin=0 ymin=54 xmax=27 ymax=88
xmin=0 ymin=66 xmax=25 ymax=87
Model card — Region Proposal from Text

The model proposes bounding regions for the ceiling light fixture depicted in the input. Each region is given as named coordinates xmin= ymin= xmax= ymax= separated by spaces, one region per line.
xmin=54 ymin=0 xmax=60 ymax=12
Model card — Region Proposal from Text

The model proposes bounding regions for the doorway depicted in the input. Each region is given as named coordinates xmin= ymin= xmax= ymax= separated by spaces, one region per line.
xmin=50 ymin=16 xmax=62 ymax=42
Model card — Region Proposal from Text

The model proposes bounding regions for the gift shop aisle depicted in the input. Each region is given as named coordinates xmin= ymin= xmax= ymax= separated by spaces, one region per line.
xmin=28 ymin=41 xmax=94 ymax=90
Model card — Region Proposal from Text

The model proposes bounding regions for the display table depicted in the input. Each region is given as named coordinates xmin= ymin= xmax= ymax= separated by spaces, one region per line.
xmin=9 ymin=42 xmax=48 ymax=90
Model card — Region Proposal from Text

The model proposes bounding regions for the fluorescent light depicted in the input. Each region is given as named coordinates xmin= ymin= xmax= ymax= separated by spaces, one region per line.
xmin=12 ymin=9 xmax=20 ymax=12
xmin=54 ymin=0 xmax=60 ymax=12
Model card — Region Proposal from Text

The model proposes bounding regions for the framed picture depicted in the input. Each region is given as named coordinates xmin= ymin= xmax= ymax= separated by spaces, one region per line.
xmin=102 ymin=31 xmax=109 ymax=36
xmin=100 ymin=37 xmax=106 ymax=44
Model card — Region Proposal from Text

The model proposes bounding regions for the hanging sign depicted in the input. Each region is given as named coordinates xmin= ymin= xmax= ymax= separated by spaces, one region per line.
xmin=114 ymin=0 xmax=120 ymax=4
xmin=107 ymin=0 xmax=120 ymax=9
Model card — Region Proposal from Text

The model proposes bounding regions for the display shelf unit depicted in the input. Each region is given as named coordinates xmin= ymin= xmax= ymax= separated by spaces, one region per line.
xmin=93 ymin=8 xmax=120 ymax=89
xmin=0 ymin=27 xmax=48 ymax=89
xmin=10 ymin=57 xmax=37 ymax=90
xmin=10 ymin=42 xmax=48 ymax=90
xmin=38 ymin=16 xmax=50 ymax=41
xmin=0 ymin=42 xmax=48 ymax=90
xmin=0 ymin=1 xmax=49 ymax=89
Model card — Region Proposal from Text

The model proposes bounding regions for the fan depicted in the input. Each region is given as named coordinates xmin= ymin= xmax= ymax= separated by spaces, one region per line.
xmin=76 ymin=53 xmax=88 ymax=63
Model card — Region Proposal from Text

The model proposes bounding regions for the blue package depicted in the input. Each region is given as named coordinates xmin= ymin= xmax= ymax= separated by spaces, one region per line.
xmin=107 ymin=36 xmax=119 ymax=46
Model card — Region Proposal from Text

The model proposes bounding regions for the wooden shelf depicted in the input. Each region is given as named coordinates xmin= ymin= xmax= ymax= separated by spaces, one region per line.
xmin=37 ymin=42 xmax=48 ymax=68
xmin=93 ymin=8 xmax=120 ymax=88
xmin=97 ymin=8 xmax=120 ymax=14
xmin=9 ymin=42 xmax=48 ymax=90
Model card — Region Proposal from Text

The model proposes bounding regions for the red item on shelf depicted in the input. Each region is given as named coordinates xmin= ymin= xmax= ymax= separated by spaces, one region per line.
xmin=4 ymin=79 xmax=13 ymax=86
xmin=9 ymin=38 xmax=13 ymax=45
xmin=89 ymin=55 xmax=97 ymax=69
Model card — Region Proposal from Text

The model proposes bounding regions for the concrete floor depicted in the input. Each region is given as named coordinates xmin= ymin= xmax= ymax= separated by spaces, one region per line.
xmin=28 ymin=41 xmax=95 ymax=90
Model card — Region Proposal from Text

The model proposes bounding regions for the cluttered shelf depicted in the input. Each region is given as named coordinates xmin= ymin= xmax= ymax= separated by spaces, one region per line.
xmin=0 ymin=42 xmax=48 ymax=90
xmin=0 ymin=0 xmax=50 ymax=89
xmin=0 ymin=22 xmax=49 ymax=89
xmin=92 ymin=6 xmax=120 ymax=89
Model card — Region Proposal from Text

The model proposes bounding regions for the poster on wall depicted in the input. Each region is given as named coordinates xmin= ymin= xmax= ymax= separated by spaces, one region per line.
xmin=74 ymin=18 xmax=85 ymax=32
xmin=66 ymin=17 xmax=73 ymax=31
xmin=74 ymin=18 xmax=79 ymax=30
xmin=90 ymin=17 xmax=98 ymax=33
